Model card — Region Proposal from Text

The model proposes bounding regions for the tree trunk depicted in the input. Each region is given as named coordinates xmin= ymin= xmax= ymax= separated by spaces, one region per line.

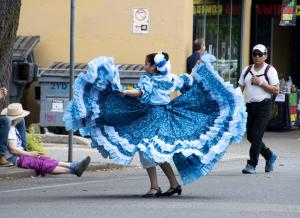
xmin=0 ymin=0 xmax=21 ymax=109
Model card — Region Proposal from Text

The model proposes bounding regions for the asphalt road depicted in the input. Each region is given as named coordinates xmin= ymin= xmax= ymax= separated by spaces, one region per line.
xmin=0 ymin=155 xmax=299 ymax=218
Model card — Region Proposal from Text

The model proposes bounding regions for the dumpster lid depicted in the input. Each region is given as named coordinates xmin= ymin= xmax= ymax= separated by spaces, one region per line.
xmin=13 ymin=35 xmax=40 ymax=62
xmin=39 ymin=62 xmax=88 ymax=77
xmin=39 ymin=62 xmax=145 ymax=79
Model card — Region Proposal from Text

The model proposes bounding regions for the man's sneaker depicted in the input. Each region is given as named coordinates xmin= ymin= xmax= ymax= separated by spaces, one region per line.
xmin=242 ymin=164 xmax=256 ymax=174
xmin=265 ymin=153 xmax=277 ymax=173
xmin=71 ymin=156 xmax=91 ymax=177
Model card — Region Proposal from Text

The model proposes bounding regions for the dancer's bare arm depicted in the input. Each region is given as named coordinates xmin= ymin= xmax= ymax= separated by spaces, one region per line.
xmin=121 ymin=89 xmax=142 ymax=97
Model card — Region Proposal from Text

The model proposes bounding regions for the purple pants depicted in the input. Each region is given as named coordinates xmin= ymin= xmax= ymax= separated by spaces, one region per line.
xmin=17 ymin=156 xmax=59 ymax=176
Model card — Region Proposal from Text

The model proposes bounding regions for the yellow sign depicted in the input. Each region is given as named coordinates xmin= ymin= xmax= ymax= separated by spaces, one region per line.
xmin=296 ymin=5 xmax=300 ymax=16
xmin=194 ymin=0 xmax=216 ymax=5
xmin=291 ymin=114 xmax=297 ymax=122
xmin=282 ymin=14 xmax=293 ymax=20
xmin=194 ymin=4 xmax=223 ymax=16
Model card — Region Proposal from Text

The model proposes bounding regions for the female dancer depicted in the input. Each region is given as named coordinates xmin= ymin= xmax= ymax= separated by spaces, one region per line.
xmin=64 ymin=51 xmax=247 ymax=197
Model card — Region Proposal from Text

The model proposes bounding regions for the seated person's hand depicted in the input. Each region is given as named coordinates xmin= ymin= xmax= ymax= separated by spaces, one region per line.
xmin=31 ymin=151 xmax=42 ymax=158
xmin=0 ymin=87 xmax=8 ymax=99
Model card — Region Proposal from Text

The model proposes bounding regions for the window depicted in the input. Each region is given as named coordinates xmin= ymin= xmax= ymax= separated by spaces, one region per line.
xmin=193 ymin=0 xmax=243 ymax=86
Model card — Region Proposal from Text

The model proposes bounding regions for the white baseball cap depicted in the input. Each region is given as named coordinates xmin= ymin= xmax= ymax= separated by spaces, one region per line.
xmin=252 ymin=44 xmax=267 ymax=53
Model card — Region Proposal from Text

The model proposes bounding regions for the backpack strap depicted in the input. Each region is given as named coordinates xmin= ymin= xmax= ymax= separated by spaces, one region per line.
xmin=262 ymin=64 xmax=277 ymax=98
xmin=264 ymin=64 xmax=272 ymax=84
xmin=243 ymin=64 xmax=253 ymax=80
xmin=244 ymin=64 xmax=272 ymax=84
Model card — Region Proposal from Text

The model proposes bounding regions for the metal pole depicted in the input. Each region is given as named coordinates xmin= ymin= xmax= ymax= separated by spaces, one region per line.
xmin=216 ymin=0 xmax=220 ymax=70
xmin=68 ymin=0 xmax=75 ymax=162
xmin=239 ymin=0 xmax=247 ymax=74
xmin=228 ymin=0 xmax=232 ymax=83
xmin=203 ymin=3 xmax=206 ymax=43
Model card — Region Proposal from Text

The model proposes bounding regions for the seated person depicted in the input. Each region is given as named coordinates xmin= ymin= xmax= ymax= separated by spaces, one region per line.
xmin=1 ymin=87 xmax=28 ymax=166
xmin=0 ymin=87 xmax=12 ymax=166
xmin=1 ymin=103 xmax=91 ymax=177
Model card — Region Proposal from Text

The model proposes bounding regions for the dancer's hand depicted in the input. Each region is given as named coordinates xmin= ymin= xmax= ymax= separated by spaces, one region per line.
xmin=118 ymin=91 xmax=127 ymax=97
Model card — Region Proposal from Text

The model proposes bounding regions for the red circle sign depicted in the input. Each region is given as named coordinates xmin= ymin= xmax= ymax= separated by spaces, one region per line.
xmin=135 ymin=9 xmax=147 ymax=21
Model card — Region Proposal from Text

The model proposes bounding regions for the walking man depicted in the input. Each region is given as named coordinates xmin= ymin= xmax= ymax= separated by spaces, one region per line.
xmin=238 ymin=44 xmax=279 ymax=174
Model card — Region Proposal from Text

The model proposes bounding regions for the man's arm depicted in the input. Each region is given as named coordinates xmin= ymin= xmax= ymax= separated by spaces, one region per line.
xmin=239 ymin=85 xmax=245 ymax=93
xmin=260 ymin=82 xmax=279 ymax=96
xmin=252 ymin=76 xmax=279 ymax=95
xmin=8 ymin=139 xmax=41 ymax=158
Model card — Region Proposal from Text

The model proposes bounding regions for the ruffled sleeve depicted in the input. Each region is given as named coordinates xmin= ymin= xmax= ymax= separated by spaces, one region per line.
xmin=175 ymin=74 xmax=193 ymax=93
xmin=135 ymin=75 xmax=154 ymax=103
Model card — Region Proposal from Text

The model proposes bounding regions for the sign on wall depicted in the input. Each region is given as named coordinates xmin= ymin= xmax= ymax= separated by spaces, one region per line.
xmin=296 ymin=5 xmax=300 ymax=16
xmin=132 ymin=8 xmax=149 ymax=34
xmin=280 ymin=0 xmax=297 ymax=26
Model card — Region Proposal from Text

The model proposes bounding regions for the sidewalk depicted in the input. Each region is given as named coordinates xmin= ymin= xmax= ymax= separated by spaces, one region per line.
xmin=0 ymin=134 xmax=140 ymax=179
xmin=1 ymin=130 xmax=299 ymax=179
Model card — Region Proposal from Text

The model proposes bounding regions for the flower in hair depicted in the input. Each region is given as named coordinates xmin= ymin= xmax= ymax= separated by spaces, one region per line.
xmin=154 ymin=52 xmax=169 ymax=75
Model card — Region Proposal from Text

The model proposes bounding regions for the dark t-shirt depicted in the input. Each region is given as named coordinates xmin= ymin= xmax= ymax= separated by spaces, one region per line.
xmin=186 ymin=51 xmax=202 ymax=74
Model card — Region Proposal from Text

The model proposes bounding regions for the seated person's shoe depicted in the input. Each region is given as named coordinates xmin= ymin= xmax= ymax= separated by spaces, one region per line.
xmin=142 ymin=187 xmax=162 ymax=198
xmin=0 ymin=161 xmax=13 ymax=167
xmin=160 ymin=185 xmax=182 ymax=196
xmin=242 ymin=164 xmax=256 ymax=174
xmin=71 ymin=156 xmax=91 ymax=177
xmin=265 ymin=153 xmax=277 ymax=173
xmin=0 ymin=156 xmax=13 ymax=167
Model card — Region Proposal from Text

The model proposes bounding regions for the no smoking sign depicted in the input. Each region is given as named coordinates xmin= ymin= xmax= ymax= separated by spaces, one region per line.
xmin=132 ymin=8 xmax=149 ymax=34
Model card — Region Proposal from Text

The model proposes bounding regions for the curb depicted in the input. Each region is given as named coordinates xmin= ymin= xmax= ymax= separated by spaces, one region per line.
xmin=38 ymin=134 xmax=91 ymax=145
xmin=0 ymin=163 xmax=131 ymax=180
xmin=87 ymin=163 xmax=130 ymax=171
xmin=0 ymin=167 xmax=36 ymax=180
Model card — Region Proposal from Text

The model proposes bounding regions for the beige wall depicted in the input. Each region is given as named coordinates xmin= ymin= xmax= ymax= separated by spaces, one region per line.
xmin=240 ymin=0 xmax=251 ymax=69
xmin=18 ymin=0 xmax=193 ymax=74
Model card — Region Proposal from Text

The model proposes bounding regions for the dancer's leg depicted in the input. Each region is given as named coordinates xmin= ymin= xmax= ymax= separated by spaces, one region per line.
xmin=159 ymin=162 xmax=179 ymax=188
xmin=146 ymin=166 xmax=159 ymax=190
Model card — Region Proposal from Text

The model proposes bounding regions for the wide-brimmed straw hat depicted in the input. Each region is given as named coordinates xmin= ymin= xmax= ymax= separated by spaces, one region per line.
xmin=1 ymin=103 xmax=30 ymax=120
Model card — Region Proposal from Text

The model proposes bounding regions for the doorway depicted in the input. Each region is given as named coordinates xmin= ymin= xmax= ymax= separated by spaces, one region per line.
xmin=271 ymin=17 xmax=295 ymax=80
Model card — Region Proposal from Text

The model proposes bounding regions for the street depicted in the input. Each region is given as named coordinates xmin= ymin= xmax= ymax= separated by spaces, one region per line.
xmin=0 ymin=158 xmax=299 ymax=218
xmin=0 ymin=130 xmax=300 ymax=218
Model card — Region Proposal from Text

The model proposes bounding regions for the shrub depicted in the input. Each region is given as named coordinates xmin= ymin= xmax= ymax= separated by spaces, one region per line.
xmin=26 ymin=125 xmax=48 ymax=154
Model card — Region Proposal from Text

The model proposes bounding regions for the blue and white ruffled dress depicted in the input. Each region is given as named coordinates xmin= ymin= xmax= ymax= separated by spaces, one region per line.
xmin=63 ymin=54 xmax=247 ymax=184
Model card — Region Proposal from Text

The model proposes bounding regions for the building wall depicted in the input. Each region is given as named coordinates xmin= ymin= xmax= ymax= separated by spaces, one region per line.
xmin=18 ymin=0 xmax=193 ymax=74
xmin=241 ymin=0 xmax=251 ymax=69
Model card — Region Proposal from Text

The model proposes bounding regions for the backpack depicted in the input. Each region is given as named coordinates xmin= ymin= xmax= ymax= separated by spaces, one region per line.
xmin=244 ymin=64 xmax=278 ymax=120
xmin=243 ymin=64 xmax=272 ymax=84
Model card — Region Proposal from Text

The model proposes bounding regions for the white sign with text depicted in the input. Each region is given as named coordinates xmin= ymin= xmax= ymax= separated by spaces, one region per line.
xmin=132 ymin=8 xmax=149 ymax=34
